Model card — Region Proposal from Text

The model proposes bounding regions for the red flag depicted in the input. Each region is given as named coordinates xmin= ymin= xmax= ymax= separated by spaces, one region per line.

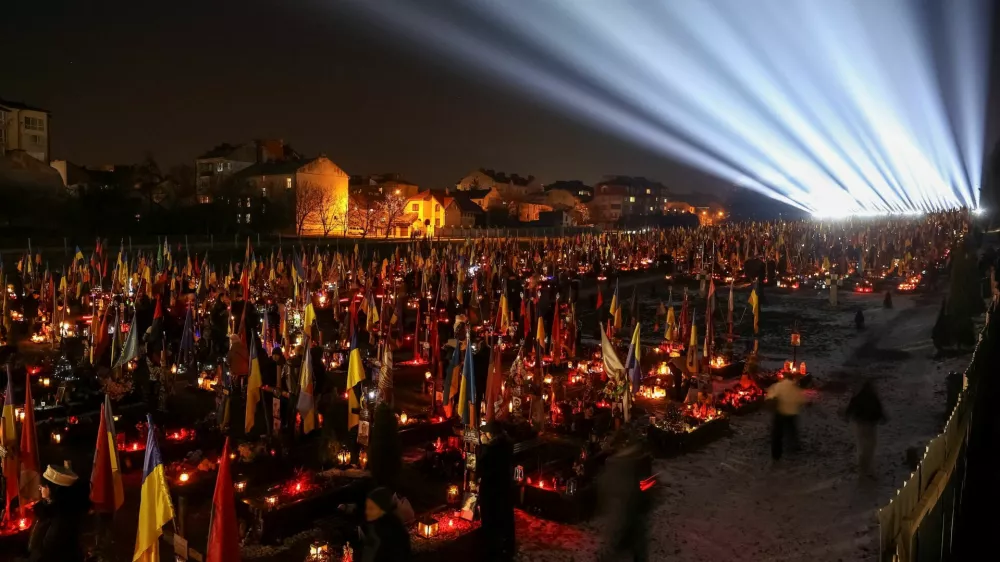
xmin=596 ymin=287 xmax=603 ymax=311
xmin=206 ymin=438 xmax=241 ymax=562
xmin=90 ymin=395 xmax=124 ymax=514
xmin=18 ymin=379 xmax=41 ymax=507
xmin=153 ymin=296 xmax=163 ymax=320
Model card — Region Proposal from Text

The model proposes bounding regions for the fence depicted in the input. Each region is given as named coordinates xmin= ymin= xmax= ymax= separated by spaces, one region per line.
xmin=877 ymin=298 xmax=996 ymax=561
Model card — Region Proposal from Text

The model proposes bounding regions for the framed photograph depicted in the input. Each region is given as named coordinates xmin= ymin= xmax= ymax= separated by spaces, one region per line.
xmin=358 ymin=420 xmax=370 ymax=446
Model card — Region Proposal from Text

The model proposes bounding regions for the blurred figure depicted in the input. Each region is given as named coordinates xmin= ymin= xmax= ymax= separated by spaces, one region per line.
xmin=479 ymin=421 xmax=515 ymax=561
xmin=767 ymin=377 xmax=805 ymax=460
xmin=361 ymin=487 xmax=411 ymax=562
xmin=29 ymin=465 xmax=91 ymax=562
xmin=597 ymin=432 xmax=649 ymax=562
xmin=846 ymin=380 xmax=885 ymax=478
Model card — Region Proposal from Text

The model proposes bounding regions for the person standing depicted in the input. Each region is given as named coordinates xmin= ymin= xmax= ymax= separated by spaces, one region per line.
xmin=767 ymin=377 xmax=805 ymax=461
xmin=479 ymin=422 xmax=515 ymax=561
xmin=597 ymin=433 xmax=649 ymax=562
xmin=29 ymin=465 xmax=91 ymax=562
xmin=846 ymin=380 xmax=885 ymax=477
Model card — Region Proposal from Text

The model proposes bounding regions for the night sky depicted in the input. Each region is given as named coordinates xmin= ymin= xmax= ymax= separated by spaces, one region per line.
xmin=2 ymin=0 xmax=997 ymax=198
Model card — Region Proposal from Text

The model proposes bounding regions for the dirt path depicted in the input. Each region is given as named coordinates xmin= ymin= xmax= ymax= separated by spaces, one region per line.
xmin=517 ymin=291 xmax=971 ymax=562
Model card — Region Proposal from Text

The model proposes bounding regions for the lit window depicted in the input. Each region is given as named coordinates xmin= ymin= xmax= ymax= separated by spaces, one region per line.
xmin=629 ymin=196 xmax=635 ymax=203
xmin=226 ymin=162 xmax=232 ymax=170
xmin=285 ymin=177 xmax=292 ymax=189
xmin=412 ymin=204 xmax=419 ymax=212
xmin=435 ymin=218 xmax=440 ymax=227
xmin=435 ymin=204 xmax=441 ymax=212
xmin=645 ymin=189 xmax=651 ymax=194
xmin=246 ymin=197 xmax=251 ymax=206
xmin=649 ymin=206 xmax=653 ymax=211
xmin=262 ymin=187 xmax=267 ymax=197
xmin=236 ymin=214 xmax=241 ymax=223
xmin=216 ymin=163 xmax=224 ymax=172
xmin=246 ymin=214 xmax=251 ymax=223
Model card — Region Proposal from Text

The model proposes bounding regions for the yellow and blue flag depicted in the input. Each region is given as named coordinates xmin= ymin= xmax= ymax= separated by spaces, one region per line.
xmin=457 ymin=333 xmax=477 ymax=426
xmin=297 ymin=339 xmax=318 ymax=434
xmin=133 ymin=414 xmax=175 ymax=562
xmin=245 ymin=334 xmax=262 ymax=434
xmin=345 ymin=347 xmax=366 ymax=430
xmin=624 ymin=323 xmax=641 ymax=393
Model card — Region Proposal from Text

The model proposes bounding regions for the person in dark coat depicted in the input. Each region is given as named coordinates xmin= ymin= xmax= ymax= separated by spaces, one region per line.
xmin=29 ymin=465 xmax=90 ymax=562
xmin=361 ymin=487 xmax=411 ymax=562
xmin=597 ymin=435 xmax=649 ymax=562
xmin=478 ymin=421 xmax=515 ymax=561
xmin=846 ymin=380 xmax=886 ymax=477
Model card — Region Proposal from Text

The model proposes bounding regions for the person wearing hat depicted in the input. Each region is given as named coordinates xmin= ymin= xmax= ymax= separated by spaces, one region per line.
xmin=360 ymin=486 xmax=411 ymax=562
xmin=29 ymin=464 xmax=90 ymax=562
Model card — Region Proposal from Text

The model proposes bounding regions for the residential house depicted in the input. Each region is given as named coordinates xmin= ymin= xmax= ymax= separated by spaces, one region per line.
xmin=232 ymin=155 xmax=349 ymax=234
xmin=456 ymin=168 xmax=542 ymax=200
xmin=514 ymin=195 xmax=554 ymax=223
xmin=594 ymin=176 xmax=670 ymax=219
xmin=195 ymin=139 xmax=294 ymax=203
xmin=668 ymin=192 xmax=727 ymax=225
xmin=588 ymin=185 xmax=626 ymax=226
xmin=404 ymin=191 xmax=449 ymax=237
xmin=445 ymin=194 xmax=485 ymax=228
xmin=350 ymin=173 xmax=420 ymax=198
xmin=0 ymin=98 xmax=50 ymax=162
xmin=463 ymin=186 xmax=502 ymax=212
xmin=537 ymin=209 xmax=576 ymax=227
xmin=50 ymin=161 xmax=136 ymax=195
xmin=545 ymin=180 xmax=593 ymax=203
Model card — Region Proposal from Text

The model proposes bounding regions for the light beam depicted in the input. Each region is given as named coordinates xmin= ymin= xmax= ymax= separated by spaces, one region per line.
xmin=338 ymin=0 xmax=993 ymax=216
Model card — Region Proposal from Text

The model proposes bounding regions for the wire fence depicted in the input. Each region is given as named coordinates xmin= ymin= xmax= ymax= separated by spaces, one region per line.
xmin=877 ymin=296 xmax=996 ymax=561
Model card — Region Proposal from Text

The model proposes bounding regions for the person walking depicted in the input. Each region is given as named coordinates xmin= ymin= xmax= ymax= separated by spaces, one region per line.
xmin=767 ymin=377 xmax=805 ymax=461
xmin=846 ymin=380 xmax=885 ymax=478
xmin=29 ymin=465 xmax=91 ymax=562
xmin=479 ymin=422 xmax=516 ymax=561
xmin=360 ymin=487 xmax=411 ymax=562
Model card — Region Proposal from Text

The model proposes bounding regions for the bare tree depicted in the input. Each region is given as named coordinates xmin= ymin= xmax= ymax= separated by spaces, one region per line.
xmin=317 ymin=186 xmax=340 ymax=237
xmin=379 ymin=192 xmax=408 ymax=238
xmin=348 ymin=194 xmax=380 ymax=238
xmin=295 ymin=180 xmax=325 ymax=235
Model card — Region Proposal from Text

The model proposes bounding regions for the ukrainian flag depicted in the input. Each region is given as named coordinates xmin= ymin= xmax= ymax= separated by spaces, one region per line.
xmin=134 ymin=414 xmax=174 ymax=562
xmin=457 ymin=334 xmax=477 ymax=426
xmin=297 ymin=339 xmax=318 ymax=434
xmin=246 ymin=334 xmax=262 ymax=433
xmin=345 ymin=347 xmax=366 ymax=431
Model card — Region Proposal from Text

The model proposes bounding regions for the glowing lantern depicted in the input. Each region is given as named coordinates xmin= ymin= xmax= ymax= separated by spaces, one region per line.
xmin=799 ymin=362 xmax=807 ymax=374
xmin=337 ymin=449 xmax=351 ymax=466
xmin=418 ymin=517 xmax=439 ymax=538
xmin=658 ymin=363 xmax=668 ymax=375
xmin=358 ymin=450 xmax=368 ymax=469
xmin=14 ymin=408 xmax=24 ymax=422
xmin=399 ymin=412 xmax=408 ymax=425
xmin=179 ymin=472 xmax=190 ymax=483
xmin=50 ymin=431 xmax=62 ymax=444
xmin=42 ymin=377 xmax=51 ymax=387
xmin=234 ymin=481 xmax=247 ymax=493
xmin=424 ymin=371 xmax=432 ymax=380
xmin=791 ymin=332 xmax=801 ymax=347
xmin=265 ymin=495 xmax=278 ymax=508
xmin=447 ymin=485 xmax=460 ymax=504
xmin=309 ymin=541 xmax=329 ymax=558
xmin=543 ymin=375 xmax=553 ymax=385
xmin=17 ymin=518 xmax=29 ymax=530
xmin=514 ymin=465 xmax=524 ymax=482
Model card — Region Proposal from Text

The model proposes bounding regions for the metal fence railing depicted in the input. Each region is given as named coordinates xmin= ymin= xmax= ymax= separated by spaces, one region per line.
xmin=877 ymin=297 xmax=996 ymax=561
